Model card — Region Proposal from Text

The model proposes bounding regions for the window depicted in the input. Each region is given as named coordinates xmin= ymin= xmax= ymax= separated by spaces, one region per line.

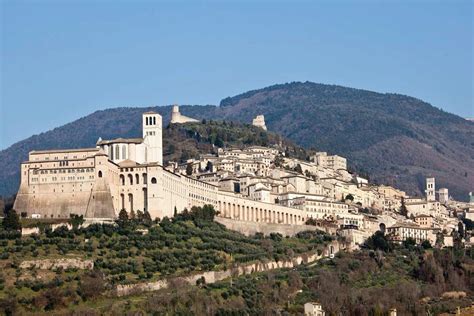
xmin=151 ymin=177 xmax=157 ymax=184
xmin=98 ymin=171 xmax=103 ymax=178
xmin=122 ymin=145 xmax=127 ymax=160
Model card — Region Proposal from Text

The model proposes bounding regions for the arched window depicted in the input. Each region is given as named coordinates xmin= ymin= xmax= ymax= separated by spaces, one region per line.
xmin=151 ymin=177 xmax=157 ymax=184
xmin=120 ymin=175 xmax=125 ymax=185
xmin=115 ymin=145 xmax=120 ymax=160
xmin=135 ymin=174 xmax=139 ymax=184
xmin=143 ymin=173 xmax=147 ymax=184
xmin=109 ymin=146 xmax=113 ymax=160
xmin=120 ymin=194 xmax=125 ymax=210
xmin=146 ymin=117 xmax=149 ymax=125
xmin=153 ymin=117 xmax=156 ymax=125
xmin=128 ymin=174 xmax=133 ymax=185
xmin=98 ymin=171 xmax=103 ymax=178
xmin=128 ymin=193 xmax=133 ymax=212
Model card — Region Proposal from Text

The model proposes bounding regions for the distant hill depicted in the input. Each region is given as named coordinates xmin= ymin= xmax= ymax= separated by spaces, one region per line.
xmin=1 ymin=81 xmax=473 ymax=200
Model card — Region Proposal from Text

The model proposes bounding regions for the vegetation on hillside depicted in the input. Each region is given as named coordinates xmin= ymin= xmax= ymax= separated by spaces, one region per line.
xmin=163 ymin=120 xmax=308 ymax=163
xmin=0 ymin=205 xmax=332 ymax=315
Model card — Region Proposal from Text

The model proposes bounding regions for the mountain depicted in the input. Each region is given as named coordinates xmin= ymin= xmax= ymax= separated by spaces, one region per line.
xmin=215 ymin=82 xmax=474 ymax=200
xmin=1 ymin=81 xmax=473 ymax=200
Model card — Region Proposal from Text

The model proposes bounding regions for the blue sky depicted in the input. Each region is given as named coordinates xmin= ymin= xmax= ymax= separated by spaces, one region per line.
xmin=1 ymin=0 xmax=472 ymax=149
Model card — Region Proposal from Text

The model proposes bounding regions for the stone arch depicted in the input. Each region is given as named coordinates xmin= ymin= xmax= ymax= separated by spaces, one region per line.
xmin=143 ymin=188 xmax=148 ymax=212
xmin=379 ymin=223 xmax=386 ymax=233
xmin=98 ymin=171 xmax=103 ymax=178
xmin=128 ymin=193 xmax=133 ymax=212
xmin=128 ymin=174 xmax=133 ymax=185
xmin=151 ymin=177 xmax=157 ymax=184
xmin=120 ymin=193 xmax=125 ymax=210
xmin=120 ymin=175 xmax=125 ymax=185
xmin=142 ymin=173 xmax=147 ymax=184
xmin=135 ymin=174 xmax=140 ymax=184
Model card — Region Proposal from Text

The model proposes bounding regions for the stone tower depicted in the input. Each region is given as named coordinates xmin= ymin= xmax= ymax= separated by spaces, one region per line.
xmin=170 ymin=104 xmax=199 ymax=124
xmin=142 ymin=111 xmax=163 ymax=165
xmin=438 ymin=188 xmax=449 ymax=204
xmin=425 ymin=177 xmax=436 ymax=202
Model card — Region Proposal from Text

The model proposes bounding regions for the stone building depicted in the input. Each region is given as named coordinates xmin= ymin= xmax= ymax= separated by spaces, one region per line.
xmin=386 ymin=223 xmax=437 ymax=244
xmin=252 ymin=114 xmax=267 ymax=130
xmin=304 ymin=302 xmax=326 ymax=316
xmin=425 ymin=177 xmax=436 ymax=202
xmin=170 ymin=104 xmax=199 ymax=124
xmin=14 ymin=111 xmax=307 ymax=225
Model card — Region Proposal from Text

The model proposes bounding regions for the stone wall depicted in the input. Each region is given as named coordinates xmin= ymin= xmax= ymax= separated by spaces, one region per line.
xmin=116 ymin=241 xmax=342 ymax=297
xmin=215 ymin=217 xmax=333 ymax=237
xmin=20 ymin=258 xmax=94 ymax=270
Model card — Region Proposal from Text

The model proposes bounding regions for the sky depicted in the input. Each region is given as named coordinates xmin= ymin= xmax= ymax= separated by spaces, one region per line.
xmin=1 ymin=0 xmax=473 ymax=150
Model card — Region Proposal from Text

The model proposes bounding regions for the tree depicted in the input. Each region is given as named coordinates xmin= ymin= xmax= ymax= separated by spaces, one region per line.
xmin=2 ymin=209 xmax=21 ymax=231
xmin=69 ymin=214 xmax=84 ymax=231
xmin=190 ymin=205 xmax=216 ymax=222
xmin=458 ymin=222 xmax=465 ymax=239
xmin=136 ymin=210 xmax=144 ymax=222
xmin=142 ymin=210 xmax=153 ymax=227
xmin=345 ymin=194 xmax=354 ymax=202
xmin=365 ymin=231 xmax=392 ymax=252
xmin=400 ymin=197 xmax=408 ymax=218
xmin=186 ymin=163 xmax=193 ymax=176
xmin=205 ymin=161 xmax=213 ymax=172
xmin=403 ymin=237 xmax=416 ymax=249
xmin=78 ymin=270 xmax=105 ymax=300
xmin=117 ymin=209 xmax=129 ymax=228
xmin=173 ymin=207 xmax=178 ymax=217
xmin=421 ymin=240 xmax=432 ymax=249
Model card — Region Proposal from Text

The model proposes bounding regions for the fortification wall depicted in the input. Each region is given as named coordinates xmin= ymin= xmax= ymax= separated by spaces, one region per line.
xmin=20 ymin=258 xmax=94 ymax=270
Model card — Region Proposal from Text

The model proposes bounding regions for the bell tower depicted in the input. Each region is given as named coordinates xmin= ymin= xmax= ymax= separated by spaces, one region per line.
xmin=425 ymin=177 xmax=436 ymax=202
xmin=142 ymin=111 xmax=163 ymax=165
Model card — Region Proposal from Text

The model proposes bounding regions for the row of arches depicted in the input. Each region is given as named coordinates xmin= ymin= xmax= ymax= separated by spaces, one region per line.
xmin=145 ymin=116 xmax=157 ymax=126
xmin=218 ymin=201 xmax=304 ymax=225
xmin=119 ymin=174 xmax=156 ymax=186
xmin=119 ymin=188 xmax=148 ymax=212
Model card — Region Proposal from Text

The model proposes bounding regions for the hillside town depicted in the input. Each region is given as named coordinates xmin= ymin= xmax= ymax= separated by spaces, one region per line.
xmin=169 ymin=108 xmax=472 ymax=249
xmin=11 ymin=105 xmax=471 ymax=253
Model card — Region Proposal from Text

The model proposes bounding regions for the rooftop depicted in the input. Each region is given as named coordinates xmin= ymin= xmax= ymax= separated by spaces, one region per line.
xmin=97 ymin=137 xmax=143 ymax=145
